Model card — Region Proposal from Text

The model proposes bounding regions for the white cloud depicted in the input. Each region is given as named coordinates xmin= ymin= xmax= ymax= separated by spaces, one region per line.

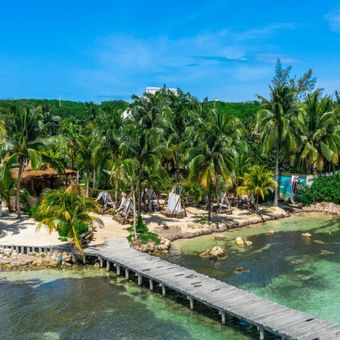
xmin=325 ymin=10 xmax=340 ymax=33
xmin=74 ymin=23 xmax=299 ymax=100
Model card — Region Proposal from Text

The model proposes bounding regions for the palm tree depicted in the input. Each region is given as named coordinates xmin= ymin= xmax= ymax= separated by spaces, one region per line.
xmin=60 ymin=117 xmax=81 ymax=170
xmin=256 ymin=76 xmax=297 ymax=207
xmin=162 ymin=89 xmax=197 ymax=184
xmin=36 ymin=184 xmax=99 ymax=254
xmin=120 ymin=94 xmax=164 ymax=218
xmin=111 ymin=158 xmax=139 ymax=235
xmin=187 ymin=101 xmax=242 ymax=221
xmin=298 ymin=92 xmax=339 ymax=172
xmin=256 ymin=61 xmax=317 ymax=206
xmin=237 ymin=165 xmax=277 ymax=211
xmin=0 ymin=164 xmax=15 ymax=215
xmin=1 ymin=106 xmax=45 ymax=217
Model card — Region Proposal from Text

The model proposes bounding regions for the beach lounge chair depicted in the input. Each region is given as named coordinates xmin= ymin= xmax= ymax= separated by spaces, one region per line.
xmin=142 ymin=188 xmax=161 ymax=211
xmin=113 ymin=194 xmax=134 ymax=224
xmin=162 ymin=187 xmax=186 ymax=218
xmin=96 ymin=191 xmax=116 ymax=212
xmin=217 ymin=192 xmax=232 ymax=213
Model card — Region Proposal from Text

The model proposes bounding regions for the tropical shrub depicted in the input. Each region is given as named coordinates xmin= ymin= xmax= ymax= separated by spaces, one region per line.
xmin=296 ymin=173 xmax=340 ymax=205
xmin=127 ymin=218 xmax=160 ymax=244
xmin=36 ymin=184 xmax=99 ymax=253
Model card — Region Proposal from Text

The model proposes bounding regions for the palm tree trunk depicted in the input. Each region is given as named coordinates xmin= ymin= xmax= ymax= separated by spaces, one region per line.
xmin=208 ymin=185 xmax=212 ymax=222
xmin=6 ymin=197 xmax=12 ymax=213
xmin=256 ymin=193 xmax=259 ymax=212
xmin=0 ymin=193 xmax=2 ymax=218
xmin=85 ymin=173 xmax=90 ymax=198
xmin=175 ymin=147 xmax=179 ymax=184
xmin=274 ymin=143 xmax=280 ymax=207
xmin=16 ymin=157 xmax=24 ymax=218
xmin=92 ymin=167 xmax=96 ymax=192
xmin=137 ymin=166 xmax=142 ymax=219
xmin=132 ymin=185 xmax=137 ymax=239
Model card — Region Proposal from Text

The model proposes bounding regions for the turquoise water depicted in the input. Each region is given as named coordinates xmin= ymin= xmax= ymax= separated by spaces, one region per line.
xmin=165 ymin=213 xmax=340 ymax=324
xmin=0 ymin=269 xmax=253 ymax=339
xmin=0 ymin=213 xmax=338 ymax=339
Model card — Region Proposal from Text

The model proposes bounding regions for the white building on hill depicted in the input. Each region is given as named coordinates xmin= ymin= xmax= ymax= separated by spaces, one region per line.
xmin=146 ymin=87 xmax=178 ymax=96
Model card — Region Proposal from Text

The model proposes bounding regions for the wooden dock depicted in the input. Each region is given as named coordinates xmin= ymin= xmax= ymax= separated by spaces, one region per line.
xmin=1 ymin=239 xmax=340 ymax=339
xmin=84 ymin=239 xmax=340 ymax=340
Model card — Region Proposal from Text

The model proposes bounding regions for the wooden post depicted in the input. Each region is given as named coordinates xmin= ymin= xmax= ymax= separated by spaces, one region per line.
xmin=83 ymin=256 xmax=86 ymax=264
xmin=137 ymin=274 xmax=142 ymax=285
xmin=125 ymin=268 xmax=129 ymax=279
xmin=106 ymin=261 xmax=110 ymax=271
xmin=38 ymin=247 xmax=42 ymax=253
xmin=149 ymin=279 xmax=153 ymax=290
xmin=99 ymin=257 xmax=103 ymax=267
xmin=116 ymin=265 xmax=121 ymax=276
xmin=161 ymin=284 xmax=166 ymax=296
xmin=188 ymin=297 xmax=194 ymax=309
xmin=220 ymin=311 xmax=226 ymax=324
xmin=259 ymin=326 xmax=264 ymax=340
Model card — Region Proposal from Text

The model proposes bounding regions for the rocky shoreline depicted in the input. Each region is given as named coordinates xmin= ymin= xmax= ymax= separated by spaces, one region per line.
xmin=302 ymin=202 xmax=340 ymax=215
xmin=154 ymin=209 xmax=289 ymax=242
xmin=131 ymin=237 xmax=171 ymax=255
xmin=0 ymin=248 xmax=79 ymax=271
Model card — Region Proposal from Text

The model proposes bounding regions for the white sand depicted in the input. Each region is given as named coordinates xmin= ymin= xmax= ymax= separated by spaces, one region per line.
xmin=0 ymin=211 xmax=63 ymax=246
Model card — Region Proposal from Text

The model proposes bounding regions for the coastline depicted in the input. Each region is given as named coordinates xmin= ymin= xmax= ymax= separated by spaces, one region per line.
xmin=1 ymin=202 xmax=339 ymax=269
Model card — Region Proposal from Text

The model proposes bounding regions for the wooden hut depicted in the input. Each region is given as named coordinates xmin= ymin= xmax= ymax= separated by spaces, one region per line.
xmin=11 ymin=167 xmax=77 ymax=196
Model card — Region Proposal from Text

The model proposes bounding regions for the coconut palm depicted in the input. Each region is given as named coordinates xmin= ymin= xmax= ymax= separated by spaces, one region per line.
xmin=36 ymin=184 xmax=99 ymax=254
xmin=256 ymin=61 xmax=317 ymax=206
xmin=162 ymin=89 xmax=197 ymax=184
xmin=187 ymin=101 xmax=242 ymax=221
xmin=111 ymin=158 xmax=139 ymax=235
xmin=1 ymin=106 xmax=45 ymax=217
xmin=297 ymin=92 xmax=340 ymax=172
xmin=60 ymin=117 xmax=82 ymax=170
xmin=237 ymin=165 xmax=277 ymax=211
xmin=256 ymin=81 xmax=297 ymax=206
xmin=0 ymin=164 xmax=15 ymax=215
xmin=120 ymin=95 xmax=164 ymax=218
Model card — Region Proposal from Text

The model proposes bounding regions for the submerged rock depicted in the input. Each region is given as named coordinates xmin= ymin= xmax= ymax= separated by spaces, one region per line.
xmin=313 ymin=240 xmax=325 ymax=245
xmin=200 ymin=246 xmax=226 ymax=259
xmin=301 ymin=233 xmax=312 ymax=238
xmin=214 ymin=236 xmax=227 ymax=241
xmin=266 ymin=230 xmax=275 ymax=236
xmin=290 ymin=259 xmax=304 ymax=265
xmin=235 ymin=237 xmax=252 ymax=247
xmin=234 ymin=266 xmax=249 ymax=273
xmin=320 ymin=250 xmax=335 ymax=256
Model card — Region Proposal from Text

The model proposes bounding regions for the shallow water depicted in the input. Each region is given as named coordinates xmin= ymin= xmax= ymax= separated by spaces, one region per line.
xmin=0 ymin=268 xmax=253 ymax=339
xmin=165 ymin=213 xmax=340 ymax=324
xmin=0 ymin=213 xmax=339 ymax=339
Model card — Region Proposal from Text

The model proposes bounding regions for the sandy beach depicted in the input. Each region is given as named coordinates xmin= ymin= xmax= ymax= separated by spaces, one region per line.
xmin=0 ymin=205 xmax=289 ymax=247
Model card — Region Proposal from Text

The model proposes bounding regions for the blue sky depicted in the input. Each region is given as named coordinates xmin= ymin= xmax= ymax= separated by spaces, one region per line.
xmin=0 ymin=0 xmax=339 ymax=102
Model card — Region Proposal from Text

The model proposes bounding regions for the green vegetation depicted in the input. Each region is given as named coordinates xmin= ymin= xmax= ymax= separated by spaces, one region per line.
xmin=237 ymin=165 xmax=277 ymax=211
xmin=209 ymin=100 xmax=260 ymax=124
xmin=0 ymin=60 xmax=339 ymax=231
xmin=127 ymin=218 xmax=160 ymax=244
xmin=296 ymin=173 xmax=340 ymax=205
xmin=35 ymin=185 xmax=99 ymax=253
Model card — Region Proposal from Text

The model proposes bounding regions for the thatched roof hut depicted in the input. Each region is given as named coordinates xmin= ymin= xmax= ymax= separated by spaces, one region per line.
xmin=11 ymin=167 xmax=77 ymax=196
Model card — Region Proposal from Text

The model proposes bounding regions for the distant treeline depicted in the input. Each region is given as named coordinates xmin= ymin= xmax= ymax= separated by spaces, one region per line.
xmin=0 ymin=98 xmax=259 ymax=123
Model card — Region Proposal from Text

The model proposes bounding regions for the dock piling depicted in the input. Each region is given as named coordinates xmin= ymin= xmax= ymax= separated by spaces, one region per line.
xmin=220 ymin=311 xmax=226 ymax=325
xmin=137 ymin=274 xmax=142 ymax=285
xmin=188 ymin=297 xmax=194 ymax=309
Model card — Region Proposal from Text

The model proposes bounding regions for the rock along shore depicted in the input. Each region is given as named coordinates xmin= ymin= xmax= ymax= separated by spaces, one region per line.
xmin=0 ymin=248 xmax=78 ymax=272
